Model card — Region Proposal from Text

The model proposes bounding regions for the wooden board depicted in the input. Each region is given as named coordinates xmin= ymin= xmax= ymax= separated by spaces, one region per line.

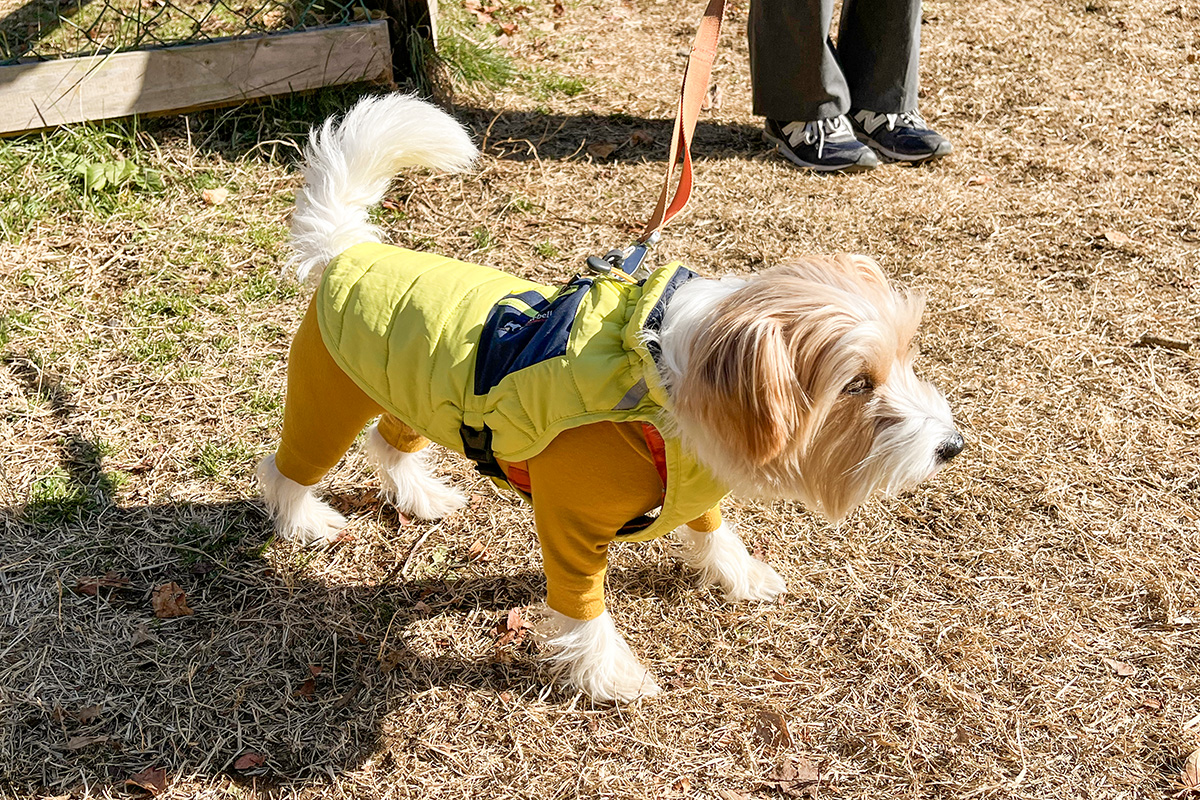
xmin=0 ymin=21 xmax=392 ymax=136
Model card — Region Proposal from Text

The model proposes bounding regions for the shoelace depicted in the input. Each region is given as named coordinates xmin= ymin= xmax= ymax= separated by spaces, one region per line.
xmin=862 ymin=110 xmax=927 ymax=132
xmin=782 ymin=116 xmax=855 ymax=158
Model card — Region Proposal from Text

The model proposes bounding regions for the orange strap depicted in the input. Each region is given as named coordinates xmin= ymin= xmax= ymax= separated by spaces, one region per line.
xmin=638 ymin=0 xmax=728 ymax=243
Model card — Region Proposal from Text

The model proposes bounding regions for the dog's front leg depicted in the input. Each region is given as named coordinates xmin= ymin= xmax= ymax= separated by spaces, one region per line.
xmin=674 ymin=512 xmax=787 ymax=602
xmin=530 ymin=523 xmax=659 ymax=704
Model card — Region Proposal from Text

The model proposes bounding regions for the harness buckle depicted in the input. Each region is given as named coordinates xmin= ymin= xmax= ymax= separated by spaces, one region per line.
xmin=459 ymin=424 xmax=505 ymax=478
xmin=585 ymin=232 xmax=659 ymax=282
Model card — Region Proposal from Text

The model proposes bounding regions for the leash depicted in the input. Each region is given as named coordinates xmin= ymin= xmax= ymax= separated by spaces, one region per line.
xmin=586 ymin=0 xmax=728 ymax=281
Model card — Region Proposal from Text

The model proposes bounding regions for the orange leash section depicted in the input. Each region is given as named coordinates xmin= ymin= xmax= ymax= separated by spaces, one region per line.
xmin=638 ymin=0 xmax=729 ymax=244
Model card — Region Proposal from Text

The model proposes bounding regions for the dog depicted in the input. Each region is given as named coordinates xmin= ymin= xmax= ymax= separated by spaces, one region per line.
xmin=256 ymin=93 xmax=963 ymax=703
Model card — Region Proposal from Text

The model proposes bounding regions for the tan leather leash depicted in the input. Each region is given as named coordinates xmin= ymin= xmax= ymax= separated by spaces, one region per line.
xmin=585 ymin=0 xmax=728 ymax=280
xmin=639 ymin=0 xmax=728 ymax=245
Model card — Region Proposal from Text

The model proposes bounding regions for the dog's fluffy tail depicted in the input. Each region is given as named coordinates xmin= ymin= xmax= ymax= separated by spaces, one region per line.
xmin=289 ymin=93 xmax=478 ymax=283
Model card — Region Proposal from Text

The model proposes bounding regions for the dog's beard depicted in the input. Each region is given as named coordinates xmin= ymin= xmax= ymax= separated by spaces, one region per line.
xmin=659 ymin=254 xmax=960 ymax=522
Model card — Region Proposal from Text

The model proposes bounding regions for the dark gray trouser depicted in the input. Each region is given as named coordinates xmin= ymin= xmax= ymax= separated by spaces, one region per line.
xmin=749 ymin=0 xmax=922 ymax=122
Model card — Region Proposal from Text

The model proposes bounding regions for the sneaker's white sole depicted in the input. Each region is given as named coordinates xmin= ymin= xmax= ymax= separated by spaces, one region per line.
xmin=855 ymin=133 xmax=953 ymax=164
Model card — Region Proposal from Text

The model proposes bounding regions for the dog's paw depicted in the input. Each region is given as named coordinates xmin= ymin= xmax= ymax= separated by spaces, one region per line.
xmin=257 ymin=454 xmax=347 ymax=547
xmin=722 ymin=556 xmax=787 ymax=602
xmin=674 ymin=522 xmax=788 ymax=603
xmin=532 ymin=607 xmax=661 ymax=704
xmin=366 ymin=427 xmax=467 ymax=520
xmin=277 ymin=500 xmax=348 ymax=547
xmin=394 ymin=479 xmax=468 ymax=521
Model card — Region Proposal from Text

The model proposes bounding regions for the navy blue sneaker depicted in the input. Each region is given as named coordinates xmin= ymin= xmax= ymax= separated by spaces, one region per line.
xmin=763 ymin=116 xmax=880 ymax=172
xmin=850 ymin=109 xmax=952 ymax=163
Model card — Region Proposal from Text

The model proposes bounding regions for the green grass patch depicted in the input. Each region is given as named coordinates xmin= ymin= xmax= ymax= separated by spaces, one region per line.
xmin=0 ymin=120 xmax=169 ymax=238
xmin=534 ymin=241 xmax=561 ymax=259
xmin=193 ymin=440 xmax=257 ymax=480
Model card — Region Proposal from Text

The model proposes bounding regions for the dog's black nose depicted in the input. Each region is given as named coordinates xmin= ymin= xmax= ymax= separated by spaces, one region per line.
xmin=936 ymin=433 xmax=965 ymax=462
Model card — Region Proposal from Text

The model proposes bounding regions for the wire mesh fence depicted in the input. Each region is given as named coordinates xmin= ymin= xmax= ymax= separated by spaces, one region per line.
xmin=0 ymin=0 xmax=379 ymax=65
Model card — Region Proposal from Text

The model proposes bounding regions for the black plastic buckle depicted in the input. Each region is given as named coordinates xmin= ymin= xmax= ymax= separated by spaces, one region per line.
xmin=459 ymin=425 xmax=505 ymax=478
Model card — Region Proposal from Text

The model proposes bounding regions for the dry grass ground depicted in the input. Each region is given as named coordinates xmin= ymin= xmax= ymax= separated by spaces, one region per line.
xmin=2 ymin=0 xmax=1199 ymax=797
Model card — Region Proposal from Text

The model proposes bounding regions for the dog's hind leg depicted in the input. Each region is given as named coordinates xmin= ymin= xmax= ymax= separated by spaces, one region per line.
xmin=258 ymin=298 xmax=387 ymax=546
xmin=674 ymin=510 xmax=787 ymax=602
xmin=363 ymin=415 xmax=466 ymax=520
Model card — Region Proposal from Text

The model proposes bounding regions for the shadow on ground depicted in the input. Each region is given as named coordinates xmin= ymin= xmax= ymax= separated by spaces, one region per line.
xmin=0 ymin=357 xmax=693 ymax=795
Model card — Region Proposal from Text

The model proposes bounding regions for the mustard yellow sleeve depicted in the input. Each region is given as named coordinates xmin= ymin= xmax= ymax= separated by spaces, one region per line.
xmin=377 ymin=414 xmax=431 ymax=453
xmin=685 ymin=506 xmax=723 ymax=532
xmin=522 ymin=422 xmax=665 ymax=621
xmin=275 ymin=297 xmax=387 ymax=486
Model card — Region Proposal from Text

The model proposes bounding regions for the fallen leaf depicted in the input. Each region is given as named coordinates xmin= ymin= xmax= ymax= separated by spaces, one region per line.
xmin=467 ymin=540 xmax=489 ymax=561
xmin=494 ymin=607 xmax=529 ymax=646
xmin=953 ymin=725 xmax=972 ymax=744
xmin=130 ymin=624 xmax=155 ymax=647
xmin=765 ymin=757 xmax=821 ymax=798
xmin=1102 ymin=228 xmax=1134 ymax=245
xmin=379 ymin=649 xmax=403 ymax=674
xmin=630 ymin=129 xmax=655 ymax=146
xmin=587 ymin=142 xmax=619 ymax=159
xmin=1182 ymin=747 xmax=1200 ymax=791
xmin=414 ymin=600 xmax=432 ymax=614
xmin=498 ymin=21 xmax=518 ymax=35
xmin=232 ymin=752 xmax=267 ymax=771
xmin=552 ymin=0 xmax=564 ymax=15
xmin=297 ymin=678 xmax=316 ymax=698
xmin=201 ymin=187 xmax=229 ymax=206
xmin=151 ymin=582 xmax=194 ymax=619
xmin=308 ymin=664 xmax=323 ymax=677
xmin=752 ymin=709 xmax=794 ymax=748
xmin=75 ymin=572 xmax=130 ymax=596
xmin=673 ymin=776 xmax=692 ymax=793
xmin=1102 ymin=657 xmax=1136 ymax=677
xmin=74 ymin=704 xmax=102 ymax=724
xmin=1138 ymin=696 xmax=1163 ymax=713
xmin=125 ymin=766 xmax=168 ymax=795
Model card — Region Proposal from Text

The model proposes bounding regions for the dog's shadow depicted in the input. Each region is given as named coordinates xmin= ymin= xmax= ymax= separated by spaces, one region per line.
xmin=0 ymin=358 xmax=699 ymax=792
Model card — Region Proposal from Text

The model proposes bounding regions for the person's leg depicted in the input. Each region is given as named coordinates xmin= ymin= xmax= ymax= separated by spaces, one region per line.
xmin=838 ymin=0 xmax=952 ymax=161
xmin=258 ymin=297 xmax=386 ymax=544
xmin=836 ymin=0 xmax=922 ymax=113
xmin=751 ymin=0 xmax=880 ymax=171
xmin=749 ymin=0 xmax=846 ymax=121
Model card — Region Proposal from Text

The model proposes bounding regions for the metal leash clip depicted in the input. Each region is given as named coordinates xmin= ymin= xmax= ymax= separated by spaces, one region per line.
xmin=585 ymin=231 xmax=660 ymax=282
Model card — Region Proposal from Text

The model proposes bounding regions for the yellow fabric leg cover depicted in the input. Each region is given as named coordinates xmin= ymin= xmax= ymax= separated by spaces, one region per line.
xmin=378 ymin=414 xmax=431 ymax=454
xmin=275 ymin=297 xmax=386 ymax=487
xmin=685 ymin=507 xmax=723 ymax=533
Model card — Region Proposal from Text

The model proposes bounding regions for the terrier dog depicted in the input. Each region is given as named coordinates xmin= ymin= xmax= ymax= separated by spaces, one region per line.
xmin=256 ymin=94 xmax=963 ymax=703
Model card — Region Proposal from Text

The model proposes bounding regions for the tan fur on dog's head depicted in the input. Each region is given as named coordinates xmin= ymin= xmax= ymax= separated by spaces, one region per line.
xmin=670 ymin=254 xmax=959 ymax=521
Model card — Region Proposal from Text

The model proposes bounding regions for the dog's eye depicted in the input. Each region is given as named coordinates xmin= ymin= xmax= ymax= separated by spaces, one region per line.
xmin=842 ymin=374 xmax=874 ymax=396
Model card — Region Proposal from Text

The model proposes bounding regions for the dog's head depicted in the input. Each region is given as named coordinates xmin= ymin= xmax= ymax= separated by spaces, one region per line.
xmin=670 ymin=254 xmax=962 ymax=521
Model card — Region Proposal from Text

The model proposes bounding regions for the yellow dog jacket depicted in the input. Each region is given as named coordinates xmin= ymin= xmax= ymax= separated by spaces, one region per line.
xmin=315 ymin=242 xmax=728 ymax=542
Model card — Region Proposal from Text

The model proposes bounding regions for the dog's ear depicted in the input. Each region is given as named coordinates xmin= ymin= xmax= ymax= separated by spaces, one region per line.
xmin=679 ymin=315 xmax=799 ymax=466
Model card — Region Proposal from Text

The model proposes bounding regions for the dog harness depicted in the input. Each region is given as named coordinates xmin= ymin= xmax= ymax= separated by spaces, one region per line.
xmin=314 ymin=242 xmax=728 ymax=542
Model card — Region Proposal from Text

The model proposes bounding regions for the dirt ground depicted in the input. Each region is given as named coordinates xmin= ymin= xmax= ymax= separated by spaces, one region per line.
xmin=1 ymin=0 xmax=1199 ymax=798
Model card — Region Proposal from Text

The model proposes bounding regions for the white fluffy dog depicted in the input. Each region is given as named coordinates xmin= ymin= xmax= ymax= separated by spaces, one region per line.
xmin=257 ymin=93 xmax=963 ymax=703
